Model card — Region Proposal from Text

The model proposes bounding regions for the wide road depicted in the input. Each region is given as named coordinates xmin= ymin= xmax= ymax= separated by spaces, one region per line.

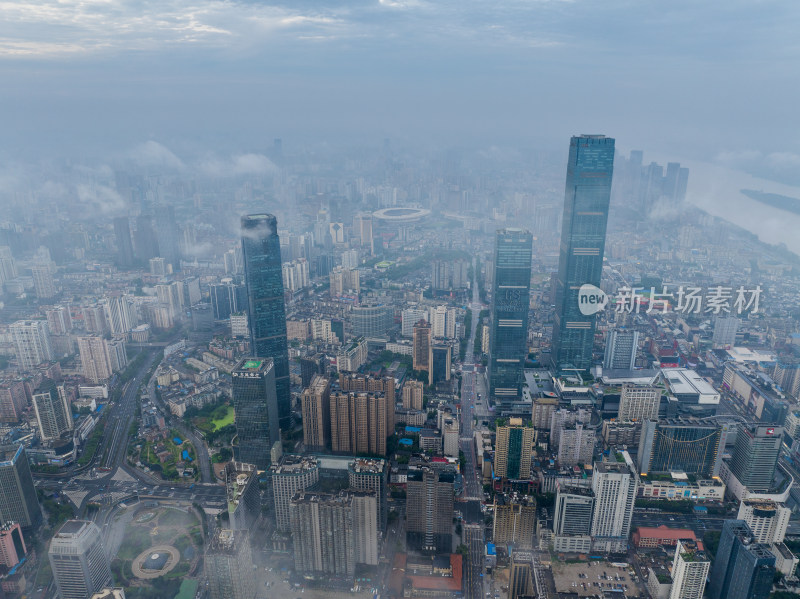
xmin=458 ymin=258 xmax=486 ymax=599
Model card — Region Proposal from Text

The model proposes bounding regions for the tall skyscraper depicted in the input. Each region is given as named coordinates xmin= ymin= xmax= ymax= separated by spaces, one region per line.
xmin=488 ymin=228 xmax=533 ymax=402
xmin=100 ymin=295 xmax=137 ymax=336
xmin=553 ymin=484 xmax=594 ymax=553
xmin=10 ymin=320 xmax=53 ymax=370
xmin=78 ymin=336 xmax=128 ymax=384
xmin=154 ymin=204 xmax=181 ymax=270
xmin=32 ymin=380 xmax=74 ymax=442
xmin=708 ymin=520 xmax=775 ymax=599
xmin=507 ymin=551 xmax=535 ymax=599
xmin=494 ymin=418 xmax=535 ymax=480
xmin=205 ymin=529 xmax=255 ymax=599
xmin=551 ymin=135 xmax=615 ymax=372
xmin=46 ymin=305 xmax=73 ymax=336
xmin=618 ymin=384 xmax=661 ymax=422
xmin=133 ymin=215 xmax=159 ymax=262
xmin=329 ymin=390 xmax=389 ymax=456
xmin=49 ymin=520 xmax=113 ymax=599
xmin=590 ymin=459 xmax=637 ymax=553
xmin=603 ymin=329 xmax=639 ymax=370
xmin=270 ymin=454 xmax=320 ymax=532
xmin=232 ymin=358 xmax=281 ymax=469
xmin=210 ymin=282 xmax=247 ymax=321
xmin=428 ymin=343 xmax=452 ymax=386
xmin=301 ymin=375 xmax=331 ymax=451
xmin=402 ymin=379 xmax=424 ymax=410
xmin=31 ymin=264 xmax=57 ymax=299
xmin=637 ymin=419 xmax=722 ymax=477
xmin=736 ymin=499 xmax=790 ymax=545
xmin=0 ymin=381 xmax=28 ymax=423
xmin=492 ymin=494 xmax=536 ymax=549
xmin=113 ymin=217 xmax=135 ymax=268
xmin=729 ymin=424 xmax=782 ymax=492
xmin=412 ymin=320 xmax=431 ymax=372
xmin=406 ymin=468 xmax=454 ymax=554
xmin=348 ymin=458 xmax=388 ymax=527
xmin=0 ymin=445 xmax=40 ymax=529
xmin=241 ymin=214 xmax=291 ymax=430
xmin=669 ymin=539 xmax=710 ymax=599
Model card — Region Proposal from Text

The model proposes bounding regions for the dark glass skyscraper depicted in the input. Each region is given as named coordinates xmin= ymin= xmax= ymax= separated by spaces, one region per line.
xmin=551 ymin=135 xmax=615 ymax=372
xmin=241 ymin=214 xmax=291 ymax=430
xmin=708 ymin=520 xmax=775 ymax=599
xmin=113 ymin=217 xmax=135 ymax=268
xmin=729 ymin=424 xmax=782 ymax=492
xmin=232 ymin=358 xmax=281 ymax=469
xmin=488 ymin=229 xmax=533 ymax=402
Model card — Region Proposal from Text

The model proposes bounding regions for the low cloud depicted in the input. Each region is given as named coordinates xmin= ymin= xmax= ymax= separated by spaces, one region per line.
xmin=129 ymin=141 xmax=184 ymax=170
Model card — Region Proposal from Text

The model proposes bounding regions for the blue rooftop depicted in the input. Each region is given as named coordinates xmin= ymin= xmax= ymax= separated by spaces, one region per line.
xmin=173 ymin=437 xmax=183 ymax=445
xmin=487 ymin=543 xmax=496 ymax=555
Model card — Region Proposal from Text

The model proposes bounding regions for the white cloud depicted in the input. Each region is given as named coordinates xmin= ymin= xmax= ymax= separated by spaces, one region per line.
xmin=129 ymin=141 xmax=184 ymax=170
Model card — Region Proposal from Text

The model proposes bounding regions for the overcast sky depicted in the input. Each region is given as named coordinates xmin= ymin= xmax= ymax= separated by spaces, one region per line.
xmin=1 ymin=0 xmax=799 ymax=180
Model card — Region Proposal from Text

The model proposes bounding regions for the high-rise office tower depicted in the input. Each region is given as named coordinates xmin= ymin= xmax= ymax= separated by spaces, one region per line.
xmin=492 ymin=494 xmax=536 ymax=549
xmin=154 ymin=204 xmax=181 ymax=271
xmin=406 ymin=468 xmax=454 ymax=554
xmin=532 ymin=395 xmax=558 ymax=431
xmin=270 ymin=455 xmax=319 ymax=532
xmin=637 ymin=419 xmax=722 ymax=477
xmin=412 ymin=320 xmax=431 ymax=371
xmin=489 ymin=229 xmax=532 ymax=402
xmin=729 ymin=424 xmax=782 ymax=492
xmin=712 ymin=316 xmax=739 ymax=348
xmin=113 ymin=217 xmax=135 ymax=268
xmin=351 ymin=304 xmax=393 ymax=337
xmin=708 ymin=520 xmax=775 ymax=599
xmin=0 ymin=246 xmax=17 ymax=283
xmin=241 ymin=214 xmax=291 ymax=431
xmin=32 ymin=380 xmax=74 ymax=442
xmin=590 ymin=459 xmax=637 ymax=553
xmin=290 ymin=491 xmax=362 ymax=578
xmin=0 ymin=445 xmax=40 ymax=529
xmin=31 ymin=264 xmax=57 ymax=299
xmin=402 ymin=379 xmax=424 ymax=410
xmin=603 ymin=330 xmax=639 ymax=370
xmin=232 ymin=358 xmax=281 ymax=470
xmin=205 ymin=529 xmax=255 ymax=599
xmin=551 ymin=135 xmax=615 ymax=372
xmin=49 ymin=520 xmax=113 ymax=599
xmin=494 ymin=418 xmax=535 ymax=480
xmin=428 ymin=343 xmax=452 ymax=386
xmin=134 ymin=215 xmax=159 ymax=262
xmin=78 ymin=336 xmax=128 ymax=384
xmin=553 ymin=484 xmax=594 ymax=553
xmin=669 ymin=539 xmax=710 ymax=599
xmin=736 ymin=499 xmax=791 ymax=545
xmin=210 ymin=282 xmax=247 ymax=321
xmin=507 ymin=551 xmax=535 ymax=599
xmin=0 ymin=521 xmax=26 ymax=569
xmin=618 ymin=384 xmax=661 ymax=422
xmin=10 ymin=320 xmax=53 ymax=370
xmin=301 ymin=375 xmax=331 ymax=451
xmin=348 ymin=458 xmax=388 ymax=527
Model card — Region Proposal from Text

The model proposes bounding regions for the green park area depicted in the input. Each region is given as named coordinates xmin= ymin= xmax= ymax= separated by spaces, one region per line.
xmin=110 ymin=506 xmax=204 ymax=599
xmin=190 ymin=402 xmax=235 ymax=433
xmin=135 ymin=429 xmax=198 ymax=481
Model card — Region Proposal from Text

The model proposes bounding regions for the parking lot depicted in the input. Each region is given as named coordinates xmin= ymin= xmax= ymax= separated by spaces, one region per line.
xmin=550 ymin=560 xmax=645 ymax=598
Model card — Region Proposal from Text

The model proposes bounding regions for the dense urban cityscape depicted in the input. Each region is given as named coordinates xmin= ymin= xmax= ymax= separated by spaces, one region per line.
xmin=0 ymin=131 xmax=799 ymax=599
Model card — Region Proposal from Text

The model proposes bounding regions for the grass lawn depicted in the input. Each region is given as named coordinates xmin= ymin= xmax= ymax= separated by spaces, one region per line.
xmin=175 ymin=579 xmax=198 ymax=599
xmin=210 ymin=405 xmax=234 ymax=431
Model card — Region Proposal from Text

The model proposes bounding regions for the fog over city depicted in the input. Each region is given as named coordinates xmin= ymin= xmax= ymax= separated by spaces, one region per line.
xmin=2 ymin=2 xmax=800 ymax=599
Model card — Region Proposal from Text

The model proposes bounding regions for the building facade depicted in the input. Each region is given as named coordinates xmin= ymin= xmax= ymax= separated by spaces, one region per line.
xmin=232 ymin=358 xmax=281 ymax=469
xmin=241 ymin=214 xmax=291 ymax=431
xmin=49 ymin=521 xmax=113 ymax=599
xmin=489 ymin=228 xmax=532 ymax=402
xmin=551 ymin=135 xmax=615 ymax=372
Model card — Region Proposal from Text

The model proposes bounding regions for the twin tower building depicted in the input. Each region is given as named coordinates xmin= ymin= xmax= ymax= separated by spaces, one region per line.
xmin=490 ymin=135 xmax=615 ymax=401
